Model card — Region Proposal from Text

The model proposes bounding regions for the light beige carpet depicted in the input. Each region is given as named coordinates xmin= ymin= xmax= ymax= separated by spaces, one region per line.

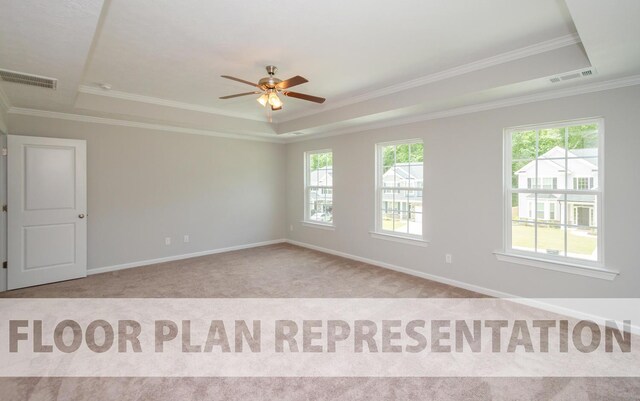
xmin=1 ymin=243 xmax=638 ymax=400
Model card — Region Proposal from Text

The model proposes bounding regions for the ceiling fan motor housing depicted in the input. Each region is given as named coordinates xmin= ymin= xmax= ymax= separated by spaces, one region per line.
xmin=258 ymin=65 xmax=282 ymax=90
xmin=265 ymin=65 xmax=277 ymax=75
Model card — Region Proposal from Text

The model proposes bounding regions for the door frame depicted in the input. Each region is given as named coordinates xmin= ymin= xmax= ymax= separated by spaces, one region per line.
xmin=576 ymin=206 xmax=592 ymax=227
xmin=7 ymin=135 xmax=87 ymax=290
xmin=0 ymin=133 xmax=6 ymax=292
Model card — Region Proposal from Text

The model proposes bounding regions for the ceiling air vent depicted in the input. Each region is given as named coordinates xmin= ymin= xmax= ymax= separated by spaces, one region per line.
xmin=0 ymin=69 xmax=57 ymax=89
xmin=549 ymin=68 xmax=596 ymax=84
xmin=560 ymin=72 xmax=581 ymax=81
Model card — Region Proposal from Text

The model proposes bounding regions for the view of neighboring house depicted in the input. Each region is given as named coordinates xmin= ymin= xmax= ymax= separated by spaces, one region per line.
xmin=308 ymin=167 xmax=333 ymax=221
xmin=308 ymin=162 xmax=425 ymax=225
xmin=381 ymin=162 xmax=423 ymax=222
xmin=516 ymin=146 xmax=598 ymax=226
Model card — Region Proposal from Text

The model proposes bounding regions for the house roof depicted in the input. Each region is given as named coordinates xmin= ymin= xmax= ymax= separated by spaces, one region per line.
xmin=569 ymin=148 xmax=597 ymax=158
xmin=309 ymin=167 xmax=333 ymax=186
xmin=569 ymin=148 xmax=598 ymax=166
xmin=526 ymin=194 xmax=561 ymax=200
xmin=517 ymin=147 xmax=598 ymax=173
xmin=567 ymin=194 xmax=596 ymax=203
xmin=383 ymin=162 xmax=424 ymax=181
xmin=525 ymin=193 xmax=595 ymax=203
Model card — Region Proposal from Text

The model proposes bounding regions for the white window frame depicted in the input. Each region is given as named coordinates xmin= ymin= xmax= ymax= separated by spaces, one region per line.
xmin=497 ymin=117 xmax=618 ymax=280
xmin=372 ymin=139 xmax=427 ymax=246
xmin=303 ymin=149 xmax=334 ymax=229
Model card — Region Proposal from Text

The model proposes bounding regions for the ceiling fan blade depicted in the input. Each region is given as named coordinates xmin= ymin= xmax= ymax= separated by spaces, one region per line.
xmin=283 ymin=91 xmax=326 ymax=104
xmin=219 ymin=92 xmax=261 ymax=99
xmin=276 ymin=75 xmax=308 ymax=90
xmin=221 ymin=75 xmax=259 ymax=88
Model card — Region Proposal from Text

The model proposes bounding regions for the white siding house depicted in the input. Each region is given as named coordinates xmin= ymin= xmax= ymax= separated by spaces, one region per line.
xmin=516 ymin=147 xmax=598 ymax=226
xmin=381 ymin=162 xmax=423 ymax=222
xmin=308 ymin=167 xmax=333 ymax=220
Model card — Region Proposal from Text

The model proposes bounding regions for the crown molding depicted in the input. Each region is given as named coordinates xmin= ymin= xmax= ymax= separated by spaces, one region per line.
xmin=275 ymin=33 xmax=583 ymax=123
xmin=77 ymin=85 xmax=268 ymax=123
xmin=8 ymin=107 xmax=284 ymax=143
xmin=0 ymin=85 xmax=9 ymax=134
xmin=6 ymin=74 xmax=639 ymax=145
xmin=0 ymin=84 xmax=10 ymax=113
xmin=75 ymin=34 xmax=581 ymax=128
xmin=286 ymin=74 xmax=640 ymax=143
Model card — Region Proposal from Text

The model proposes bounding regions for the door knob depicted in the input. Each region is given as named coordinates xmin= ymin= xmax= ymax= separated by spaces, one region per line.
xmin=79 ymin=214 xmax=85 ymax=219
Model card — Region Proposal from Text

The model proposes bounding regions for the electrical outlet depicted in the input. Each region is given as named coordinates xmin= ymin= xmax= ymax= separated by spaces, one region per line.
xmin=165 ymin=237 xmax=171 ymax=246
xmin=183 ymin=235 xmax=190 ymax=243
xmin=289 ymin=224 xmax=294 ymax=232
xmin=445 ymin=254 xmax=452 ymax=264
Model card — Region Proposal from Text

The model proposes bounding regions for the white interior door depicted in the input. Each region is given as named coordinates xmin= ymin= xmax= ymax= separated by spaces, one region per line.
xmin=8 ymin=135 xmax=87 ymax=290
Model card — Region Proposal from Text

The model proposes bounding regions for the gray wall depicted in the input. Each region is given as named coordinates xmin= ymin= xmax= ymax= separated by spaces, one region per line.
xmin=285 ymin=86 xmax=640 ymax=298
xmin=4 ymin=85 xmax=639 ymax=298
xmin=8 ymin=115 xmax=286 ymax=271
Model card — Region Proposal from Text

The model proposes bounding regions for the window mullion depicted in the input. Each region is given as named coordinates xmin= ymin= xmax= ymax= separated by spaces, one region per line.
xmin=304 ymin=151 xmax=333 ymax=224
xmin=534 ymin=130 xmax=539 ymax=253
xmin=506 ymin=119 xmax=602 ymax=265
xmin=564 ymin=126 xmax=568 ymax=257
xmin=376 ymin=141 xmax=423 ymax=237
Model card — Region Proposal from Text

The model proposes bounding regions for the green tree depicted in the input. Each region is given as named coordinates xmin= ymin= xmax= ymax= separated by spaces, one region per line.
xmin=310 ymin=152 xmax=332 ymax=170
xmin=510 ymin=124 xmax=597 ymax=205
xmin=382 ymin=143 xmax=423 ymax=172
xmin=511 ymin=124 xmax=597 ymax=164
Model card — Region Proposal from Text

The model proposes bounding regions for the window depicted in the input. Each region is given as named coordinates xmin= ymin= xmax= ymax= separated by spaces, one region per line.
xmin=528 ymin=178 xmax=557 ymax=189
xmin=375 ymin=140 xmax=424 ymax=238
xmin=305 ymin=150 xmax=333 ymax=225
xmin=573 ymin=177 xmax=593 ymax=190
xmin=544 ymin=178 xmax=558 ymax=190
xmin=505 ymin=119 xmax=603 ymax=265
xmin=536 ymin=202 xmax=545 ymax=220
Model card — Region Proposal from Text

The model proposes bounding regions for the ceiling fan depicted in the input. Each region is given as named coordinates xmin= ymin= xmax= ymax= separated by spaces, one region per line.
xmin=219 ymin=65 xmax=325 ymax=111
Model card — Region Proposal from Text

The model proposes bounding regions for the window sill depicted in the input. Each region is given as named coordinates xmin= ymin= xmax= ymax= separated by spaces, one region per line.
xmin=301 ymin=221 xmax=335 ymax=231
xmin=369 ymin=231 xmax=429 ymax=247
xmin=493 ymin=252 xmax=619 ymax=281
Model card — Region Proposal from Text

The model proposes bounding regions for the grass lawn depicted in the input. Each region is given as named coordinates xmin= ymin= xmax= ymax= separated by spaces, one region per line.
xmin=382 ymin=218 xmax=407 ymax=231
xmin=512 ymin=224 xmax=597 ymax=257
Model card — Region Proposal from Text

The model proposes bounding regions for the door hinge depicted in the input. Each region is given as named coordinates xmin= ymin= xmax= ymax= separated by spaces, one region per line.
xmin=2 ymin=261 xmax=6 ymax=269
xmin=1 ymin=148 xmax=6 ymax=156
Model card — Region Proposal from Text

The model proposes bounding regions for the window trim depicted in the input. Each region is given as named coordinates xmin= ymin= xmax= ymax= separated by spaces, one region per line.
xmin=374 ymin=138 xmax=425 ymax=240
xmin=369 ymin=231 xmax=429 ymax=247
xmin=493 ymin=251 xmax=618 ymax=280
xmin=304 ymin=149 xmax=334 ymax=227
xmin=500 ymin=117 xmax=616 ymax=278
xmin=301 ymin=221 xmax=335 ymax=231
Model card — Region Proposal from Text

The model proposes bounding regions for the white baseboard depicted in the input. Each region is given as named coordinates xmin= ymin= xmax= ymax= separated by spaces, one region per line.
xmin=5 ymin=236 xmax=637 ymax=334
xmin=285 ymin=239 xmax=640 ymax=335
xmin=285 ymin=239 xmax=513 ymax=298
xmin=88 ymin=239 xmax=287 ymax=275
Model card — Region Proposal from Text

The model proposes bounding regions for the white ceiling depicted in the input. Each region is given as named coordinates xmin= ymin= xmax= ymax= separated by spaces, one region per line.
xmin=0 ymin=0 xmax=104 ymax=110
xmin=1 ymin=0 xmax=639 ymax=140
xmin=84 ymin=0 xmax=576 ymax=119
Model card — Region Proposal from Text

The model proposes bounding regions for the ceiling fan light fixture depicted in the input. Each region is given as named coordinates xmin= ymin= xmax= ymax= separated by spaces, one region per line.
xmin=257 ymin=93 xmax=269 ymax=107
xmin=220 ymin=66 xmax=325 ymax=109
xmin=268 ymin=92 xmax=283 ymax=109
